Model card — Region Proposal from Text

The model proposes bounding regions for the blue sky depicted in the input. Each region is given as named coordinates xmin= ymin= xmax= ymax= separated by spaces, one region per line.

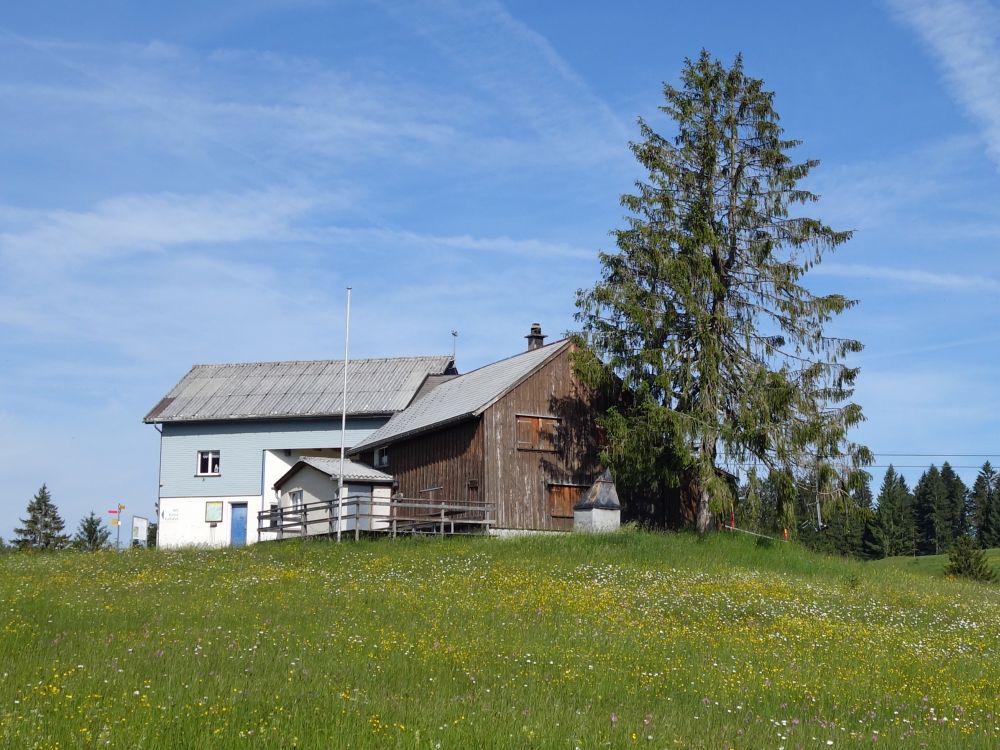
xmin=2 ymin=0 xmax=1000 ymax=538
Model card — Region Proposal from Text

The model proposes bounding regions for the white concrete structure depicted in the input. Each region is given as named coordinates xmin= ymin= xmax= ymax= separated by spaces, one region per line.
xmin=573 ymin=506 xmax=621 ymax=533
xmin=572 ymin=469 xmax=621 ymax=533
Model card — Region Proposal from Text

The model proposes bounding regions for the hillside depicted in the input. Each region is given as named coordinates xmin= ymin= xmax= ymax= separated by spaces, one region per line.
xmin=874 ymin=547 xmax=1000 ymax=580
xmin=1 ymin=532 xmax=998 ymax=748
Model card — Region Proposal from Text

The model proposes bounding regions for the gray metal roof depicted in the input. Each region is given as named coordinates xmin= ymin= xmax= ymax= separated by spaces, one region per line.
xmin=573 ymin=469 xmax=620 ymax=510
xmin=144 ymin=356 xmax=454 ymax=423
xmin=273 ymin=457 xmax=394 ymax=490
xmin=351 ymin=339 xmax=570 ymax=452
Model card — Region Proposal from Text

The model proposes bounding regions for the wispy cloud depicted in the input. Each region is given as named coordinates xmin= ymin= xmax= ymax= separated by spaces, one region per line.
xmin=807 ymin=135 xmax=979 ymax=230
xmin=0 ymin=189 xmax=328 ymax=267
xmin=887 ymin=0 xmax=1000 ymax=169
xmin=860 ymin=332 xmax=1000 ymax=362
xmin=0 ymin=21 xmax=626 ymax=189
xmin=373 ymin=0 xmax=628 ymax=163
xmin=308 ymin=226 xmax=593 ymax=260
xmin=816 ymin=262 xmax=1000 ymax=292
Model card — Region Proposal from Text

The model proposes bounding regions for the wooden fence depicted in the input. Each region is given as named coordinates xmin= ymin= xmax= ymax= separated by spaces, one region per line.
xmin=256 ymin=494 xmax=494 ymax=542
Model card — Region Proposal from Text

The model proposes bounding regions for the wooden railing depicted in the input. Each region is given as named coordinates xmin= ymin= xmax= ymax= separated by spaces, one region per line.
xmin=256 ymin=494 xmax=494 ymax=541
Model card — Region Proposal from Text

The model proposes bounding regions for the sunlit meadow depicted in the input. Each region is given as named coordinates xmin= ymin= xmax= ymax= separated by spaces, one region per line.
xmin=1 ymin=531 xmax=998 ymax=748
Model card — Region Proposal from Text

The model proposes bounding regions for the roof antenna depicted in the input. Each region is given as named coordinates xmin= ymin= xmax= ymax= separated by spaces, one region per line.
xmin=451 ymin=329 xmax=458 ymax=361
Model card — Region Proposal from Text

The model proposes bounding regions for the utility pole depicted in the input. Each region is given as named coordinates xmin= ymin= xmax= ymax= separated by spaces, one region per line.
xmin=337 ymin=287 xmax=352 ymax=543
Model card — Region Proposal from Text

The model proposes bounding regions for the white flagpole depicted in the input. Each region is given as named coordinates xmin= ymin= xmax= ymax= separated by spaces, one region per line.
xmin=337 ymin=287 xmax=352 ymax=543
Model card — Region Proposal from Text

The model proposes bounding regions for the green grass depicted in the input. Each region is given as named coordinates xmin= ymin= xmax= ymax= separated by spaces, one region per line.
xmin=874 ymin=547 xmax=1000 ymax=579
xmin=1 ymin=532 xmax=999 ymax=748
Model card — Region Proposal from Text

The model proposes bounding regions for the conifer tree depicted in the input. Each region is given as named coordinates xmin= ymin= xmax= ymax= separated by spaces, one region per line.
xmin=795 ymin=469 xmax=871 ymax=557
xmin=972 ymin=462 xmax=999 ymax=548
xmin=13 ymin=484 xmax=70 ymax=550
xmin=72 ymin=512 xmax=112 ymax=552
xmin=866 ymin=466 xmax=915 ymax=558
xmin=913 ymin=466 xmax=950 ymax=555
xmin=575 ymin=50 xmax=870 ymax=531
xmin=940 ymin=462 xmax=969 ymax=542
xmin=944 ymin=535 xmax=996 ymax=583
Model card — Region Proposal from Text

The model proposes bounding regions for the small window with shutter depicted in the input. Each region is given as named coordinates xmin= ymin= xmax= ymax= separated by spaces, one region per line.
xmin=515 ymin=415 xmax=559 ymax=451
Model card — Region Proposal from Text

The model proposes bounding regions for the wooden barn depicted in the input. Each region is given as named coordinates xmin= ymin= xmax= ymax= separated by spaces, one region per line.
xmin=349 ymin=326 xmax=605 ymax=533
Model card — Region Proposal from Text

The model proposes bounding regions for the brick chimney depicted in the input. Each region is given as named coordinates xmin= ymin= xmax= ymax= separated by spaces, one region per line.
xmin=525 ymin=323 xmax=546 ymax=351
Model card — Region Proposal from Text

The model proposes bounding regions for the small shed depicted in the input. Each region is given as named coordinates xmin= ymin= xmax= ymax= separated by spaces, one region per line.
xmin=271 ymin=457 xmax=394 ymax=535
xmin=573 ymin=469 xmax=621 ymax=533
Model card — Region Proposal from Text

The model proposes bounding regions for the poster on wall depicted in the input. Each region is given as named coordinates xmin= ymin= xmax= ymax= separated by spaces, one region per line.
xmin=205 ymin=501 xmax=223 ymax=523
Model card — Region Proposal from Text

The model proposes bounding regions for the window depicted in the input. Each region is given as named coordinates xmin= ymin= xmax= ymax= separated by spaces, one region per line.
xmin=515 ymin=416 xmax=558 ymax=451
xmin=548 ymin=484 xmax=585 ymax=518
xmin=268 ymin=501 xmax=279 ymax=529
xmin=289 ymin=490 xmax=304 ymax=512
xmin=374 ymin=446 xmax=389 ymax=468
xmin=197 ymin=450 xmax=221 ymax=476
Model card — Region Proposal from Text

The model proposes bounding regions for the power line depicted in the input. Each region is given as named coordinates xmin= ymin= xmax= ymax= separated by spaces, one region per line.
xmin=866 ymin=454 xmax=995 ymax=459
xmin=863 ymin=465 xmax=989 ymax=470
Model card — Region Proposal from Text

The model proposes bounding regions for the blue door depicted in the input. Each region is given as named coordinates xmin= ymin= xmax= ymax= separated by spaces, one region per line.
xmin=230 ymin=504 xmax=248 ymax=546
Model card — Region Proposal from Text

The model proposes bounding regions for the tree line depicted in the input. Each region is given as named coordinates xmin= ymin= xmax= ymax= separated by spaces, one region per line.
xmin=735 ymin=461 xmax=1000 ymax=561
xmin=1 ymin=484 xmax=155 ymax=552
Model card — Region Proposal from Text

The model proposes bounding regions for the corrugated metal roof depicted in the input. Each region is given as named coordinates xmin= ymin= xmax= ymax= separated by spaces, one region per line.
xmin=351 ymin=340 xmax=570 ymax=452
xmin=412 ymin=373 xmax=459 ymax=402
xmin=273 ymin=457 xmax=394 ymax=489
xmin=144 ymin=356 xmax=454 ymax=423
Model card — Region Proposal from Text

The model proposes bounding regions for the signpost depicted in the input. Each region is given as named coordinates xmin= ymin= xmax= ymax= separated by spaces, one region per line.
xmin=108 ymin=503 xmax=125 ymax=548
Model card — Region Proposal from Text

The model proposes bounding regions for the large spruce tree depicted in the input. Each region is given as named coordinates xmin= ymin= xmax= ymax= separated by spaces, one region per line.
xmin=972 ymin=462 xmax=1000 ymax=548
xmin=865 ymin=466 xmax=915 ymax=558
xmin=940 ymin=462 xmax=969 ymax=542
xmin=913 ymin=466 xmax=950 ymax=555
xmin=575 ymin=50 xmax=870 ymax=531
xmin=13 ymin=484 xmax=70 ymax=551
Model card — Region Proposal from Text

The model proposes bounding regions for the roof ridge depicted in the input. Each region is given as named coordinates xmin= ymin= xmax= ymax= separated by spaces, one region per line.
xmin=447 ymin=338 xmax=567 ymax=379
xmin=188 ymin=355 xmax=452 ymax=368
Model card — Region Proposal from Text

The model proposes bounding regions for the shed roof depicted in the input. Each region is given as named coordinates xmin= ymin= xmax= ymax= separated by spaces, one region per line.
xmin=573 ymin=469 xmax=620 ymax=511
xmin=144 ymin=356 xmax=455 ymax=423
xmin=273 ymin=457 xmax=395 ymax=490
xmin=351 ymin=339 xmax=570 ymax=452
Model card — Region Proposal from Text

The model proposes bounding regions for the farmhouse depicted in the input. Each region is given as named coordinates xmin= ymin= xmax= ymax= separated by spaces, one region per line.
xmin=145 ymin=325 xmax=608 ymax=546
xmin=144 ymin=355 xmax=454 ymax=547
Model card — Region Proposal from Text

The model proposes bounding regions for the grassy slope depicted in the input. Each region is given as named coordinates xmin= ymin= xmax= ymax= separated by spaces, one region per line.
xmin=1 ymin=532 xmax=998 ymax=749
xmin=874 ymin=547 xmax=1000 ymax=579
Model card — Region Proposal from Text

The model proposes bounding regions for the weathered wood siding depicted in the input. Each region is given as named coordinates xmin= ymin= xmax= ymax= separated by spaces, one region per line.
xmin=482 ymin=345 xmax=602 ymax=530
xmin=359 ymin=419 xmax=485 ymax=504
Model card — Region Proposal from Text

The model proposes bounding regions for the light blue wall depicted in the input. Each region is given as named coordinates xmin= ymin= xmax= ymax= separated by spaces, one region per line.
xmin=158 ymin=418 xmax=386 ymax=498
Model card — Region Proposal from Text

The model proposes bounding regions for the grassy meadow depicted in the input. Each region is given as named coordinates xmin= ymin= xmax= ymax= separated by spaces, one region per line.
xmin=874 ymin=547 xmax=1000 ymax=580
xmin=1 ymin=531 xmax=999 ymax=749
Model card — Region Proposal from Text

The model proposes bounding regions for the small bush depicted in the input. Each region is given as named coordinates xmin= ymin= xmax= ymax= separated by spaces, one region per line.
xmin=944 ymin=536 xmax=997 ymax=583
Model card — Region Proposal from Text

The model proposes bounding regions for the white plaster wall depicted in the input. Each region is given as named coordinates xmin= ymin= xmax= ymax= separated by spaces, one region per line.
xmin=573 ymin=507 xmax=621 ymax=533
xmin=371 ymin=486 xmax=391 ymax=531
xmin=158 ymin=496 xmax=261 ymax=548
